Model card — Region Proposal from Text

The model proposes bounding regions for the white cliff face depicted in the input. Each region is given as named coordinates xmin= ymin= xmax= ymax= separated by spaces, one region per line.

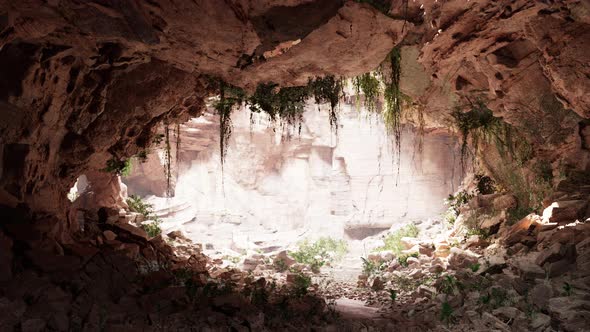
xmin=124 ymin=102 xmax=463 ymax=247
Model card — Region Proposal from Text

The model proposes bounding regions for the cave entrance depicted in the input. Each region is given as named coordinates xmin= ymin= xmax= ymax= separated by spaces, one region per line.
xmin=120 ymin=100 xmax=463 ymax=279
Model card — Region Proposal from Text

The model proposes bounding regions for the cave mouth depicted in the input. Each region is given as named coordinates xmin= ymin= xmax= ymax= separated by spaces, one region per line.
xmin=115 ymin=100 xmax=463 ymax=279
xmin=2 ymin=0 xmax=590 ymax=330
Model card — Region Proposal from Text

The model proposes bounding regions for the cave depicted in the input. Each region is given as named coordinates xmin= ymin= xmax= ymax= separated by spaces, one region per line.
xmin=1 ymin=1 xmax=590 ymax=331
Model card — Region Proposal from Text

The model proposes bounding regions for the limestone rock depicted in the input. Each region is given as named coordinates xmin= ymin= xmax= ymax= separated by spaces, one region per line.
xmin=542 ymin=200 xmax=588 ymax=224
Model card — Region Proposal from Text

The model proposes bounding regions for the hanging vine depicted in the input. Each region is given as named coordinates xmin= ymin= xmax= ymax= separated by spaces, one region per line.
xmin=308 ymin=76 xmax=343 ymax=135
xmin=163 ymin=124 xmax=172 ymax=197
xmin=175 ymin=123 xmax=181 ymax=182
xmin=209 ymin=79 xmax=246 ymax=173
xmin=381 ymin=46 xmax=403 ymax=173
xmin=353 ymin=72 xmax=381 ymax=113
xmin=248 ymin=82 xmax=309 ymax=136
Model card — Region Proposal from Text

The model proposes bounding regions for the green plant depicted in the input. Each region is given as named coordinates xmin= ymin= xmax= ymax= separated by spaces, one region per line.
xmin=389 ymin=289 xmax=397 ymax=302
xmin=374 ymin=224 xmax=419 ymax=255
xmin=208 ymin=77 xmax=246 ymax=171
xmin=361 ymin=257 xmax=380 ymax=276
xmin=437 ymin=275 xmax=459 ymax=296
xmin=142 ymin=219 xmax=162 ymax=238
xmin=398 ymin=252 xmax=419 ymax=267
xmin=382 ymin=47 xmax=403 ymax=169
xmin=126 ymin=195 xmax=162 ymax=237
xmin=291 ymin=273 xmax=312 ymax=297
xmin=450 ymin=99 xmax=502 ymax=168
xmin=248 ymin=83 xmax=309 ymax=132
xmin=308 ymin=76 xmax=343 ymax=134
xmin=563 ymin=282 xmax=573 ymax=296
xmin=103 ymin=158 xmax=132 ymax=176
xmin=469 ymin=263 xmax=481 ymax=273
xmin=273 ymin=258 xmax=288 ymax=272
xmin=353 ymin=72 xmax=381 ymax=112
xmin=440 ymin=302 xmax=455 ymax=326
xmin=475 ymin=174 xmax=496 ymax=194
xmin=479 ymin=287 xmax=510 ymax=309
xmin=290 ymin=237 xmax=348 ymax=273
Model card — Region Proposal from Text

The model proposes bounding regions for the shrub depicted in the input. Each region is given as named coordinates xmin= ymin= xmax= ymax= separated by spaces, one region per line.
xmin=469 ymin=263 xmax=481 ymax=273
xmin=475 ymin=174 xmax=496 ymax=194
xmin=440 ymin=302 xmax=455 ymax=326
xmin=291 ymin=273 xmax=312 ymax=297
xmin=126 ymin=195 xmax=162 ymax=238
xmin=398 ymin=252 xmax=419 ymax=267
xmin=103 ymin=158 xmax=132 ymax=176
xmin=142 ymin=220 xmax=162 ymax=238
xmin=290 ymin=237 xmax=348 ymax=272
xmin=374 ymin=224 xmax=419 ymax=254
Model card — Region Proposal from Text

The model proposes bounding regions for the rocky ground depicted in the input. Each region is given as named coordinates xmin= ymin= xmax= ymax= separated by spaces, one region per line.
xmin=1 ymin=186 xmax=590 ymax=331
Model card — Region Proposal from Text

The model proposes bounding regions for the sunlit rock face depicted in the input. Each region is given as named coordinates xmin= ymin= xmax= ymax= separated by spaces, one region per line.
xmin=125 ymin=103 xmax=462 ymax=243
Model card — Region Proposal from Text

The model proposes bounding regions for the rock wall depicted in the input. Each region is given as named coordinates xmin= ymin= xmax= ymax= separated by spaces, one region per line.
xmin=0 ymin=0 xmax=589 ymax=241
xmin=125 ymin=103 xmax=463 ymax=241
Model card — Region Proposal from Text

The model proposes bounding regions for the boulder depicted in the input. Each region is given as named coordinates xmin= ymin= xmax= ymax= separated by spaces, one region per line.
xmin=492 ymin=194 xmax=517 ymax=211
xmin=103 ymin=230 xmax=117 ymax=241
xmin=447 ymin=247 xmax=479 ymax=270
xmin=547 ymin=297 xmax=590 ymax=332
xmin=542 ymin=200 xmax=588 ymax=224
xmin=545 ymin=259 xmax=573 ymax=277
xmin=112 ymin=223 xmax=148 ymax=241
xmin=418 ymin=243 xmax=435 ymax=256
xmin=371 ymin=276 xmax=384 ymax=291
xmin=513 ymin=257 xmax=546 ymax=281
xmin=501 ymin=214 xmax=541 ymax=246
xmin=274 ymin=250 xmax=296 ymax=268
xmin=535 ymin=242 xmax=565 ymax=266
xmin=530 ymin=313 xmax=551 ymax=330
xmin=529 ymin=282 xmax=553 ymax=310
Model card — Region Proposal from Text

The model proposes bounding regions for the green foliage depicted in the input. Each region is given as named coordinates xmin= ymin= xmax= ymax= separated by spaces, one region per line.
xmin=479 ymin=287 xmax=510 ymax=309
xmin=440 ymin=302 xmax=455 ymax=326
xmin=290 ymin=237 xmax=348 ymax=273
xmin=308 ymin=76 xmax=343 ymax=134
xmin=469 ymin=263 xmax=481 ymax=273
xmin=142 ymin=220 xmax=162 ymax=238
xmin=563 ymin=282 xmax=573 ymax=296
xmin=248 ymin=83 xmax=309 ymax=133
xmin=163 ymin=124 xmax=172 ymax=197
xmin=126 ymin=195 xmax=162 ymax=237
xmin=451 ymin=99 xmax=502 ymax=168
xmin=398 ymin=252 xmax=419 ymax=267
xmin=475 ymin=174 xmax=496 ymax=195
xmin=354 ymin=0 xmax=391 ymax=15
xmin=208 ymin=78 xmax=246 ymax=169
xmin=353 ymin=72 xmax=381 ymax=112
xmin=374 ymin=223 xmax=420 ymax=254
xmin=437 ymin=275 xmax=460 ymax=296
xmin=291 ymin=273 xmax=312 ymax=297
xmin=127 ymin=195 xmax=155 ymax=219
xmin=361 ymin=257 xmax=379 ymax=276
xmin=389 ymin=289 xmax=397 ymax=302
xmin=103 ymin=158 xmax=132 ymax=176
xmin=465 ymin=224 xmax=490 ymax=239
xmin=444 ymin=190 xmax=473 ymax=225
xmin=273 ymin=258 xmax=288 ymax=272
xmin=382 ymin=47 xmax=403 ymax=167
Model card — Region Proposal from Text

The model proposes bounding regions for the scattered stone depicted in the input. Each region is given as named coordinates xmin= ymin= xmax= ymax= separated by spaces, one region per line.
xmin=447 ymin=247 xmax=479 ymax=270
xmin=371 ymin=277 xmax=384 ymax=291
xmin=103 ymin=230 xmax=117 ymax=241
